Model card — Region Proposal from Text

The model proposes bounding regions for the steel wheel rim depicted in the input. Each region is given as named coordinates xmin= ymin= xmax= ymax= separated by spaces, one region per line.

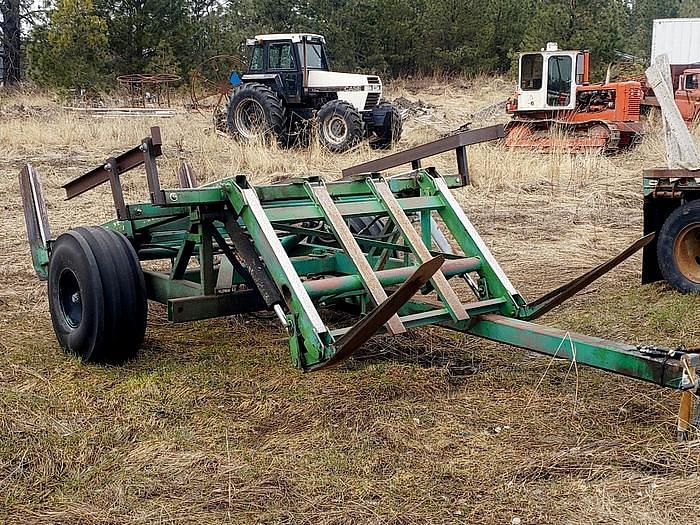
xmin=234 ymin=99 xmax=267 ymax=139
xmin=323 ymin=114 xmax=348 ymax=145
xmin=674 ymin=222 xmax=700 ymax=283
xmin=58 ymin=269 xmax=82 ymax=328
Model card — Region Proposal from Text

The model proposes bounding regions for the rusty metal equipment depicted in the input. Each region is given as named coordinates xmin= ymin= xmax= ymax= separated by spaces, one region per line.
xmin=117 ymin=73 xmax=181 ymax=108
xmin=189 ymin=55 xmax=246 ymax=123
xmin=341 ymin=125 xmax=502 ymax=183
xmin=19 ymin=125 xmax=700 ymax=438
xmin=505 ymin=43 xmax=643 ymax=152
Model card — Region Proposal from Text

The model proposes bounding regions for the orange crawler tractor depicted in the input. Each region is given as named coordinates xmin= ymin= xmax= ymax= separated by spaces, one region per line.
xmin=505 ymin=43 xmax=644 ymax=152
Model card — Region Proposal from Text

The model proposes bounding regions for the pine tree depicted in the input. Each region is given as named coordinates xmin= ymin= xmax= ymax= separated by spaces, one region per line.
xmin=27 ymin=0 xmax=109 ymax=90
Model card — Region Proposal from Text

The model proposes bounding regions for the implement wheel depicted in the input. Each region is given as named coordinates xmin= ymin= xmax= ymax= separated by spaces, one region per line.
xmin=48 ymin=226 xmax=147 ymax=362
xmin=657 ymin=200 xmax=700 ymax=293
xmin=317 ymin=100 xmax=363 ymax=153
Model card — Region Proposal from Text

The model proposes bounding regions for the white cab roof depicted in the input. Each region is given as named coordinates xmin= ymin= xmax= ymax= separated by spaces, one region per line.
xmin=252 ymin=34 xmax=325 ymax=43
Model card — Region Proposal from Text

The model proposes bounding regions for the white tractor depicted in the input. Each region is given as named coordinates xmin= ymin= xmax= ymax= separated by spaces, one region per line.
xmin=226 ymin=33 xmax=402 ymax=152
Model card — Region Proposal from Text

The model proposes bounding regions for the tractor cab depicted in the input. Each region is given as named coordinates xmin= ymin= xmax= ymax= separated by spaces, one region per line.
xmin=242 ymin=34 xmax=330 ymax=104
xmin=510 ymin=43 xmax=590 ymax=113
xmin=245 ymin=33 xmax=330 ymax=74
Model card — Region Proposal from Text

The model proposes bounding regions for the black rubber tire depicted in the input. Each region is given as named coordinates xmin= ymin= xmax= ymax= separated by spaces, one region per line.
xmin=48 ymin=226 xmax=148 ymax=362
xmin=347 ymin=216 xmax=386 ymax=237
xmin=227 ymin=83 xmax=286 ymax=143
xmin=317 ymin=100 xmax=363 ymax=153
xmin=657 ymin=200 xmax=700 ymax=293
xmin=370 ymin=101 xmax=403 ymax=150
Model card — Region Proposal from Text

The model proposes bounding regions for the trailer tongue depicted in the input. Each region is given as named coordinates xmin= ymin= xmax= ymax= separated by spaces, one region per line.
xmin=20 ymin=125 xmax=700 ymax=438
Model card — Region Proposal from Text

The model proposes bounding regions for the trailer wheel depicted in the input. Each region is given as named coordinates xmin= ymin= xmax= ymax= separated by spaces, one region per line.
xmin=317 ymin=100 xmax=363 ymax=153
xmin=657 ymin=200 xmax=700 ymax=293
xmin=369 ymin=102 xmax=403 ymax=149
xmin=48 ymin=226 xmax=147 ymax=362
xmin=227 ymin=83 xmax=285 ymax=143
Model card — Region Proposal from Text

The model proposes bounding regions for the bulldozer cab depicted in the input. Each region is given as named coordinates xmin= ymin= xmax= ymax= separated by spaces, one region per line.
xmin=680 ymin=71 xmax=699 ymax=91
xmin=516 ymin=43 xmax=590 ymax=112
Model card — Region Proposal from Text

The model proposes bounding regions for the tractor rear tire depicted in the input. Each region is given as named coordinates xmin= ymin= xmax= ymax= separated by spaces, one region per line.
xmin=48 ymin=226 xmax=148 ymax=362
xmin=227 ymin=83 xmax=285 ymax=144
xmin=657 ymin=200 xmax=700 ymax=293
xmin=317 ymin=100 xmax=363 ymax=153
xmin=370 ymin=101 xmax=403 ymax=149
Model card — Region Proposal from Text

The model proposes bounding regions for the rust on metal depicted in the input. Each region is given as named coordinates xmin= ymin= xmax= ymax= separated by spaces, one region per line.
xmin=673 ymin=224 xmax=700 ymax=284
xmin=307 ymin=182 xmax=405 ymax=335
xmin=19 ymin=164 xmax=51 ymax=260
xmin=177 ymin=162 xmax=199 ymax=189
xmin=369 ymin=178 xmax=469 ymax=321
xmin=341 ymin=124 xmax=504 ymax=179
xmin=63 ymin=127 xmax=163 ymax=200
xmin=643 ymin=168 xmax=700 ymax=179
xmin=117 ymin=73 xmax=181 ymax=108
xmin=308 ymin=255 xmax=445 ymax=371
xmin=303 ymin=256 xmax=481 ymax=298
xmin=105 ymin=157 xmax=127 ymax=219
xmin=677 ymin=354 xmax=698 ymax=440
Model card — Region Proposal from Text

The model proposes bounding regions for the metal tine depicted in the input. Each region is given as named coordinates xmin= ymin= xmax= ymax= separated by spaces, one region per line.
xmin=306 ymin=181 xmax=405 ymax=335
xmin=19 ymin=164 xmax=52 ymax=279
xmin=522 ymin=233 xmax=655 ymax=321
xmin=367 ymin=178 xmax=469 ymax=322
xmin=308 ymin=255 xmax=444 ymax=372
xmin=177 ymin=161 xmax=199 ymax=188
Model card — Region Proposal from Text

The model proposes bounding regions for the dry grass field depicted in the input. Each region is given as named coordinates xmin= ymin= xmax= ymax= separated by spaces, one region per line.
xmin=1 ymin=77 xmax=700 ymax=524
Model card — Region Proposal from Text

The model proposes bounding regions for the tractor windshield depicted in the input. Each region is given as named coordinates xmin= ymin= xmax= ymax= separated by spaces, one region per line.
xmin=297 ymin=42 xmax=328 ymax=70
xmin=269 ymin=42 xmax=296 ymax=70
xmin=547 ymin=55 xmax=572 ymax=106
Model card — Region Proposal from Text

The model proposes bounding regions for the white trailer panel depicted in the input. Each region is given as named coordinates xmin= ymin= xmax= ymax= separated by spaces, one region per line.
xmin=651 ymin=18 xmax=700 ymax=65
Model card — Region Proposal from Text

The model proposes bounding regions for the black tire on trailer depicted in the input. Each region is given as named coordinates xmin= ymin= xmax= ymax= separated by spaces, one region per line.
xmin=317 ymin=100 xmax=363 ymax=153
xmin=227 ymin=82 xmax=286 ymax=143
xmin=657 ymin=200 xmax=700 ymax=293
xmin=369 ymin=101 xmax=403 ymax=150
xmin=48 ymin=226 xmax=148 ymax=362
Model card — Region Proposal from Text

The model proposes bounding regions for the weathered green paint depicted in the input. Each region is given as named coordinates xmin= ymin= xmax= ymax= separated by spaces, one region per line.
xmin=30 ymin=243 xmax=50 ymax=280
xmin=82 ymin=168 xmax=698 ymax=385
xmin=466 ymin=315 xmax=696 ymax=389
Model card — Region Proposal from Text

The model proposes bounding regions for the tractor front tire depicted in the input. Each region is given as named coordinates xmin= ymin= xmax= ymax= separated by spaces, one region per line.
xmin=48 ymin=226 xmax=148 ymax=362
xmin=317 ymin=100 xmax=363 ymax=153
xmin=657 ymin=200 xmax=700 ymax=293
xmin=227 ymin=83 xmax=285 ymax=144
xmin=369 ymin=101 xmax=403 ymax=149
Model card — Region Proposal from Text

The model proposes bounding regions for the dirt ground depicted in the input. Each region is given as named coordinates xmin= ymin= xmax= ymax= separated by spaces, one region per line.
xmin=1 ymin=78 xmax=700 ymax=524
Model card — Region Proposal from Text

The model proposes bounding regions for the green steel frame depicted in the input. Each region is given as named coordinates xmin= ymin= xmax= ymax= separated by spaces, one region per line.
xmin=19 ymin=128 xmax=700 ymax=397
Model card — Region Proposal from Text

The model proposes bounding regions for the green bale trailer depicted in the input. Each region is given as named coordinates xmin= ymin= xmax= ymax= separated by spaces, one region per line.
xmin=19 ymin=125 xmax=700 ymax=438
